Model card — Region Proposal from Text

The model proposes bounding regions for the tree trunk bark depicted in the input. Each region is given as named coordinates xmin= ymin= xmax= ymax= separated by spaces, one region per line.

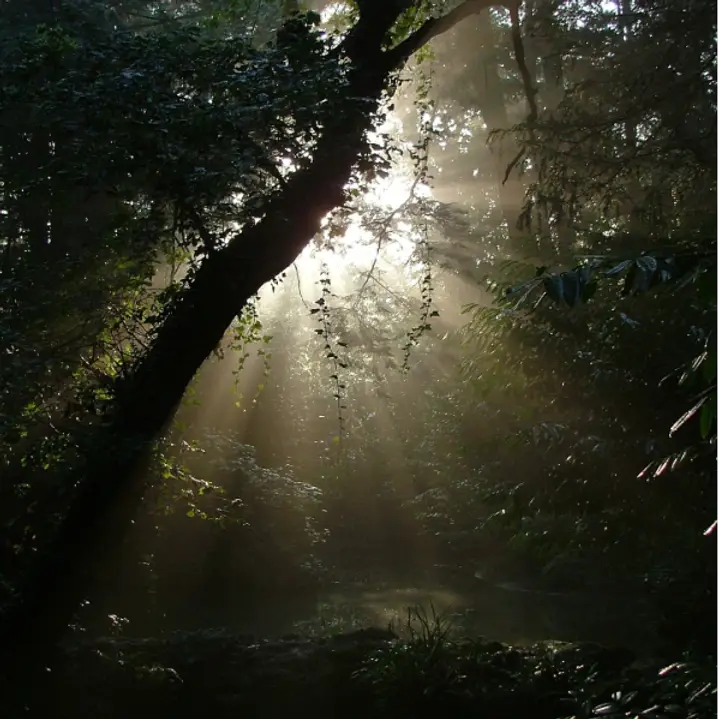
xmin=528 ymin=0 xmax=575 ymax=260
xmin=0 ymin=10 xmax=399 ymax=708
xmin=0 ymin=1 xmax=520 ymax=707
xmin=474 ymin=50 xmax=533 ymax=258
xmin=616 ymin=0 xmax=645 ymax=236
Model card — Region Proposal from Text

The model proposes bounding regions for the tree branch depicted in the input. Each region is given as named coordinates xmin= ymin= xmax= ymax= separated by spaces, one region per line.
xmin=382 ymin=0 xmax=538 ymax=189
xmin=500 ymin=2 xmax=538 ymax=184
xmin=508 ymin=2 xmax=538 ymax=123
xmin=353 ymin=169 xmax=423 ymax=306
xmin=383 ymin=0 xmax=517 ymax=70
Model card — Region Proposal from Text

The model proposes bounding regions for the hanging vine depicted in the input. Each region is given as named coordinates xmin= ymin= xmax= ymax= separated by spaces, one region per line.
xmin=400 ymin=76 xmax=440 ymax=371
xmin=228 ymin=296 xmax=274 ymax=406
xmin=310 ymin=263 xmax=349 ymax=439
xmin=401 ymin=220 xmax=439 ymax=371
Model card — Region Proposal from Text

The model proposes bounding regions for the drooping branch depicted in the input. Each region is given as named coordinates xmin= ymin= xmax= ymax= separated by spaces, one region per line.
xmin=383 ymin=0 xmax=517 ymax=70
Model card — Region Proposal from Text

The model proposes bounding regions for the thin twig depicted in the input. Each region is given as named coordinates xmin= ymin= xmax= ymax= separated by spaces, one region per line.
xmin=353 ymin=138 xmax=430 ymax=307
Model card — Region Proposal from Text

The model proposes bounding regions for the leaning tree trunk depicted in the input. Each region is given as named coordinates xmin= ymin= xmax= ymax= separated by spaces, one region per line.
xmin=0 ymin=43 xmax=386 ymax=707
xmin=0 ymin=0 xmax=523 ymax=707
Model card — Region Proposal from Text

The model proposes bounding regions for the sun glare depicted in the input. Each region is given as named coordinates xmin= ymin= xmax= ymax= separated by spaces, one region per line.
xmin=365 ymin=175 xmax=414 ymax=209
xmin=320 ymin=1 xmax=351 ymax=24
xmin=301 ymin=171 xmax=432 ymax=277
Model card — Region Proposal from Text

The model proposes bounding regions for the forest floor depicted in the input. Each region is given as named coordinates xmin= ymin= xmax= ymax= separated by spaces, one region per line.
xmin=17 ymin=625 xmax=716 ymax=719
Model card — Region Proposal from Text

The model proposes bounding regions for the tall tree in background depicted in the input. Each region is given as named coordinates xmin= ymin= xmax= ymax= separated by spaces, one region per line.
xmin=427 ymin=0 xmax=715 ymax=645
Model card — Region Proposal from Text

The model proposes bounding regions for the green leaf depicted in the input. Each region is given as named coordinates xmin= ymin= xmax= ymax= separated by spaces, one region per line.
xmin=622 ymin=264 xmax=636 ymax=295
xmin=604 ymin=259 xmax=632 ymax=277
xmin=670 ymin=397 xmax=707 ymax=437
xmin=581 ymin=281 xmax=598 ymax=303
xmin=624 ymin=258 xmax=655 ymax=295
xmin=562 ymin=271 xmax=581 ymax=308
xmin=702 ymin=344 xmax=716 ymax=383
xmin=542 ymin=274 xmax=564 ymax=304
xmin=699 ymin=394 xmax=716 ymax=439
xmin=636 ymin=255 xmax=658 ymax=274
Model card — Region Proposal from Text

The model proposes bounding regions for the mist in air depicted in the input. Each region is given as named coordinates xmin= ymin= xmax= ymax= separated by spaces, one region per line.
xmin=80 ymin=1 xmax=715 ymax=654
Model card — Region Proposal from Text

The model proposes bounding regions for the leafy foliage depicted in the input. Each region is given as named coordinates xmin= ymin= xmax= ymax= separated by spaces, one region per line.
xmin=355 ymin=608 xmax=716 ymax=719
xmin=498 ymin=243 xmax=717 ymax=472
xmin=0 ymin=2 xmax=352 ymax=596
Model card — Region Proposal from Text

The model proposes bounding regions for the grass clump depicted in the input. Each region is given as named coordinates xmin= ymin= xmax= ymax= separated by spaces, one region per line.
xmin=11 ymin=608 xmax=714 ymax=718
xmin=352 ymin=605 xmax=716 ymax=719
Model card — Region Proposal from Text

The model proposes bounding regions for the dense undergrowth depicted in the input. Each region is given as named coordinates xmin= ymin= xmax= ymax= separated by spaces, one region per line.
xmin=12 ymin=608 xmax=716 ymax=719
